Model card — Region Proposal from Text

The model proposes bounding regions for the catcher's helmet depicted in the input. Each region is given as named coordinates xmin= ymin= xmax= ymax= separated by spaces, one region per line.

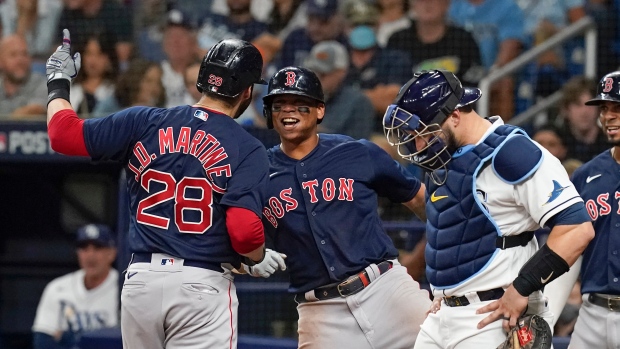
xmin=262 ymin=67 xmax=325 ymax=129
xmin=196 ymin=39 xmax=266 ymax=97
xmin=585 ymin=71 xmax=620 ymax=105
xmin=383 ymin=70 xmax=481 ymax=184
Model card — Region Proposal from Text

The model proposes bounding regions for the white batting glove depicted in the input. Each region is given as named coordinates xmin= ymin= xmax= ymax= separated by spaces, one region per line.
xmin=244 ymin=249 xmax=287 ymax=278
xmin=46 ymin=29 xmax=81 ymax=84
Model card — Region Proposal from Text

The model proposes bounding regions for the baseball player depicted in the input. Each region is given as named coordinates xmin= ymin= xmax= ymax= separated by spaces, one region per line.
xmin=261 ymin=66 xmax=432 ymax=348
xmin=32 ymin=224 xmax=118 ymax=349
xmin=568 ymin=71 xmax=620 ymax=348
xmin=44 ymin=30 xmax=286 ymax=349
xmin=383 ymin=69 xmax=594 ymax=348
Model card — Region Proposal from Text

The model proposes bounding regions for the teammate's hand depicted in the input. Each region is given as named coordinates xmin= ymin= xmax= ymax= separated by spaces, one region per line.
xmin=426 ymin=297 xmax=442 ymax=317
xmin=46 ymin=29 xmax=81 ymax=84
xmin=244 ymin=248 xmax=287 ymax=278
xmin=476 ymin=285 xmax=529 ymax=332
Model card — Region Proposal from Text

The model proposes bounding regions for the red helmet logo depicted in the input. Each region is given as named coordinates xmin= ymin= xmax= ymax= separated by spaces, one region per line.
xmin=284 ymin=71 xmax=296 ymax=87
xmin=603 ymin=77 xmax=614 ymax=93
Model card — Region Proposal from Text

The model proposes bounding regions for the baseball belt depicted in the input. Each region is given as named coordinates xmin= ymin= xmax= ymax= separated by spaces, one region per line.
xmin=295 ymin=261 xmax=393 ymax=303
xmin=130 ymin=253 xmax=223 ymax=273
xmin=588 ymin=293 xmax=620 ymax=311
xmin=443 ymin=287 xmax=505 ymax=307
xmin=496 ymin=231 xmax=535 ymax=249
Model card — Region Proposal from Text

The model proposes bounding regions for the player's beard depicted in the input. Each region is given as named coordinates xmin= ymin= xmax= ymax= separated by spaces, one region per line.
xmin=444 ymin=126 xmax=459 ymax=155
xmin=233 ymin=96 xmax=252 ymax=119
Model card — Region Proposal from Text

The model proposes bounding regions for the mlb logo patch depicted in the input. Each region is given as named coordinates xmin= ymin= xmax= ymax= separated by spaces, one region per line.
xmin=193 ymin=110 xmax=208 ymax=121
xmin=0 ymin=132 xmax=6 ymax=153
xmin=161 ymin=258 xmax=175 ymax=266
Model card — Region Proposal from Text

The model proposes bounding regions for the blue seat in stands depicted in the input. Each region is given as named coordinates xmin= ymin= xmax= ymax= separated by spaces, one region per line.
xmin=552 ymin=336 xmax=571 ymax=349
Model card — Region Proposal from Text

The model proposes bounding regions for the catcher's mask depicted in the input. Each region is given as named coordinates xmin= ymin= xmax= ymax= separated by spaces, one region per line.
xmin=383 ymin=69 xmax=480 ymax=185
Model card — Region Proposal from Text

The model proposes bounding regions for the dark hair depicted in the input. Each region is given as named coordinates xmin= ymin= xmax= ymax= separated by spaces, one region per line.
xmin=457 ymin=104 xmax=474 ymax=113
xmin=268 ymin=0 xmax=303 ymax=34
xmin=378 ymin=0 xmax=409 ymax=13
xmin=533 ymin=124 xmax=567 ymax=147
xmin=73 ymin=31 xmax=119 ymax=84
xmin=115 ymin=59 xmax=166 ymax=108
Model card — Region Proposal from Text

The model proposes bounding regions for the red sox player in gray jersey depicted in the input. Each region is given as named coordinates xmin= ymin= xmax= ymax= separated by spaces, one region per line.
xmin=44 ymin=30 xmax=287 ymax=349
xmin=260 ymin=66 xmax=432 ymax=348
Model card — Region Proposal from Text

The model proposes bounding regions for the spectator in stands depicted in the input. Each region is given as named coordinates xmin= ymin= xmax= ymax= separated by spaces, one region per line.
xmin=585 ymin=0 xmax=618 ymax=77
xmin=112 ymin=59 xmax=166 ymax=110
xmin=448 ymin=0 xmax=526 ymax=119
xmin=69 ymin=32 xmax=118 ymax=118
xmin=343 ymin=4 xmax=412 ymax=131
xmin=278 ymin=0 xmax=347 ymax=68
xmin=516 ymin=0 xmax=586 ymax=98
xmin=387 ymin=0 xmax=484 ymax=87
xmin=376 ymin=0 xmax=411 ymax=47
xmin=184 ymin=62 xmax=202 ymax=105
xmin=0 ymin=0 xmax=63 ymax=60
xmin=161 ymin=9 xmax=198 ymax=108
xmin=251 ymin=0 xmax=308 ymax=65
xmin=532 ymin=124 xmax=584 ymax=175
xmin=32 ymin=224 xmax=118 ymax=349
xmin=197 ymin=0 xmax=268 ymax=54
xmin=556 ymin=75 xmax=608 ymax=162
xmin=58 ymin=0 xmax=133 ymax=70
xmin=304 ymin=41 xmax=374 ymax=140
xmin=134 ymin=0 xmax=168 ymax=63
xmin=0 ymin=34 xmax=47 ymax=119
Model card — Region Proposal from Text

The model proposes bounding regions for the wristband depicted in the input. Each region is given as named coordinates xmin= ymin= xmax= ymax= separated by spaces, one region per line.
xmin=47 ymin=79 xmax=71 ymax=105
xmin=512 ymin=244 xmax=570 ymax=297
xmin=242 ymin=246 xmax=266 ymax=266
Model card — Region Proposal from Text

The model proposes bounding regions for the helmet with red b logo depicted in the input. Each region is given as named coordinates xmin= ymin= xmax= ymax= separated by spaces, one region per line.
xmin=262 ymin=66 xmax=325 ymax=129
xmin=586 ymin=71 xmax=620 ymax=105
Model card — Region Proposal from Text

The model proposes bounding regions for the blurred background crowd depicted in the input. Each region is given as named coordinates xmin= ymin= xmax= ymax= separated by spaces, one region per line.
xmin=0 ymin=0 xmax=618 ymax=347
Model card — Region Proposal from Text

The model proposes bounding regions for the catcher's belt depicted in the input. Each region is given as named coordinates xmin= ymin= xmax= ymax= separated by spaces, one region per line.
xmin=588 ymin=293 xmax=620 ymax=311
xmin=443 ymin=288 xmax=505 ymax=307
xmin=496 ymin=314 xmax=552 ymax=349
xmin=295 ymin=261 xmax=392 ymax=303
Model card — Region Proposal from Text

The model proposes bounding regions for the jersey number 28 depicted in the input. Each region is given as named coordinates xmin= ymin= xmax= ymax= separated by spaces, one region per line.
xmin=136 ymin=169 xmax=213 ymax=234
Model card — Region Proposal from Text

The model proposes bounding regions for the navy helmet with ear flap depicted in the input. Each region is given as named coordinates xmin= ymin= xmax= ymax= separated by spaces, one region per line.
xmin=262 ymin=67 xmax=325 ymax=129
xmin=196 ymin=39 xmax=267 ymax=98
xmin=382 ymin=69 xmax=481 ymax=184
xmin=585 ymin=71 xmax=620 ymax=105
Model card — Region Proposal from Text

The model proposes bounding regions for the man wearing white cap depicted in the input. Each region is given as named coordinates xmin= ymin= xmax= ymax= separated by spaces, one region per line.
xmin=304 ymin=40 xmax=374 ymax=140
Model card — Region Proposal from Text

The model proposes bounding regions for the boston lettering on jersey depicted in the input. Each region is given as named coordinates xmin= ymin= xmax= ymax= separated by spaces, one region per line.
xmin=584 ymin=192 xmax=620 ymax=220
xmin=263 ymin=178 xmax=355 ymax=228
xmin=126 ymin=126 xmax=231 ymax=192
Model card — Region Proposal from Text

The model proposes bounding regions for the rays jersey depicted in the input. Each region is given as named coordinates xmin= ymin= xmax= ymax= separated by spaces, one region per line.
xmin=32 ymin=269 xmax=119 ymax=338
xmin=430 ymin=117 xmax=582 ymax=297
xmin=81 ymin=105 xmax=269 ymax=264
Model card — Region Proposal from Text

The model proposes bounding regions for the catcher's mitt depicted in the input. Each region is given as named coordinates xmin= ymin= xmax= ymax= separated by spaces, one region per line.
xmin=496 ymin=314 xmax=552 ymax=349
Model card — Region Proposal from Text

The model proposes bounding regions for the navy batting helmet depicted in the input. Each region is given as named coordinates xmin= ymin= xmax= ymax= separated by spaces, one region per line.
xmin=383 ymin=70 xmax=481 ymax=184
xmin=262 ymin=67 xmax=325 ymax=129
xmin=586 ymin=71 xmax=620 ymax=105
xmin=196 ymin=39 xmax=266 ymax=97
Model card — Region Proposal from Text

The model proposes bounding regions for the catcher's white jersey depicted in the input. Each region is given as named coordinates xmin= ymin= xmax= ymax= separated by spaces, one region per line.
xmin=433 ymin=118 xmax=583 ymax=298
xmin=32 ymin=269 xmax=119 ymax=336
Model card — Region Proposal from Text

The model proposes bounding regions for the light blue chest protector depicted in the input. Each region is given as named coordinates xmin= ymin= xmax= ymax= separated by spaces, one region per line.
xmin=425 ymin=124 xmax=543 ymax=288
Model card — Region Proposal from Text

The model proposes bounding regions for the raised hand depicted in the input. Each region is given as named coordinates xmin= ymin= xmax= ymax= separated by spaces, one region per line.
xmin=46 ymin=29 xmax=82 ymax=84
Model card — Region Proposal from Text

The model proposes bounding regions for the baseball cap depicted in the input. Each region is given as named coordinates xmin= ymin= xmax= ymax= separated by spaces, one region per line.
xmin=166 ymin=9 xmax=195 ymax=30
xmin=307 ymin=0 xmax=339 ymax=19
xmin=76 ymin=224 xmax=116 ymax=248
xmin=303 ymin=41 xmax=349 ymax=74
xmin=349 ymin=26 xmax=377 ymax=50
xmin=343 ymin=1 xmax=379 ymax=26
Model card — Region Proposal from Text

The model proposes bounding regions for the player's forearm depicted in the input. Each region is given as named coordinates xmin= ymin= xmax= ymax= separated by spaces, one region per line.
xmin=546 ymin=222 xmax=594 ymax=266
xmin=47 ymin=99 xmax=74 ymax=125
xmin=402 ymin=184 xmax=427 ymax=221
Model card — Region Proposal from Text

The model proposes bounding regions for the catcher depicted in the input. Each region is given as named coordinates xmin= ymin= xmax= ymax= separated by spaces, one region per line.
xmin=384 ymin=70 xmax=594 ymax=348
